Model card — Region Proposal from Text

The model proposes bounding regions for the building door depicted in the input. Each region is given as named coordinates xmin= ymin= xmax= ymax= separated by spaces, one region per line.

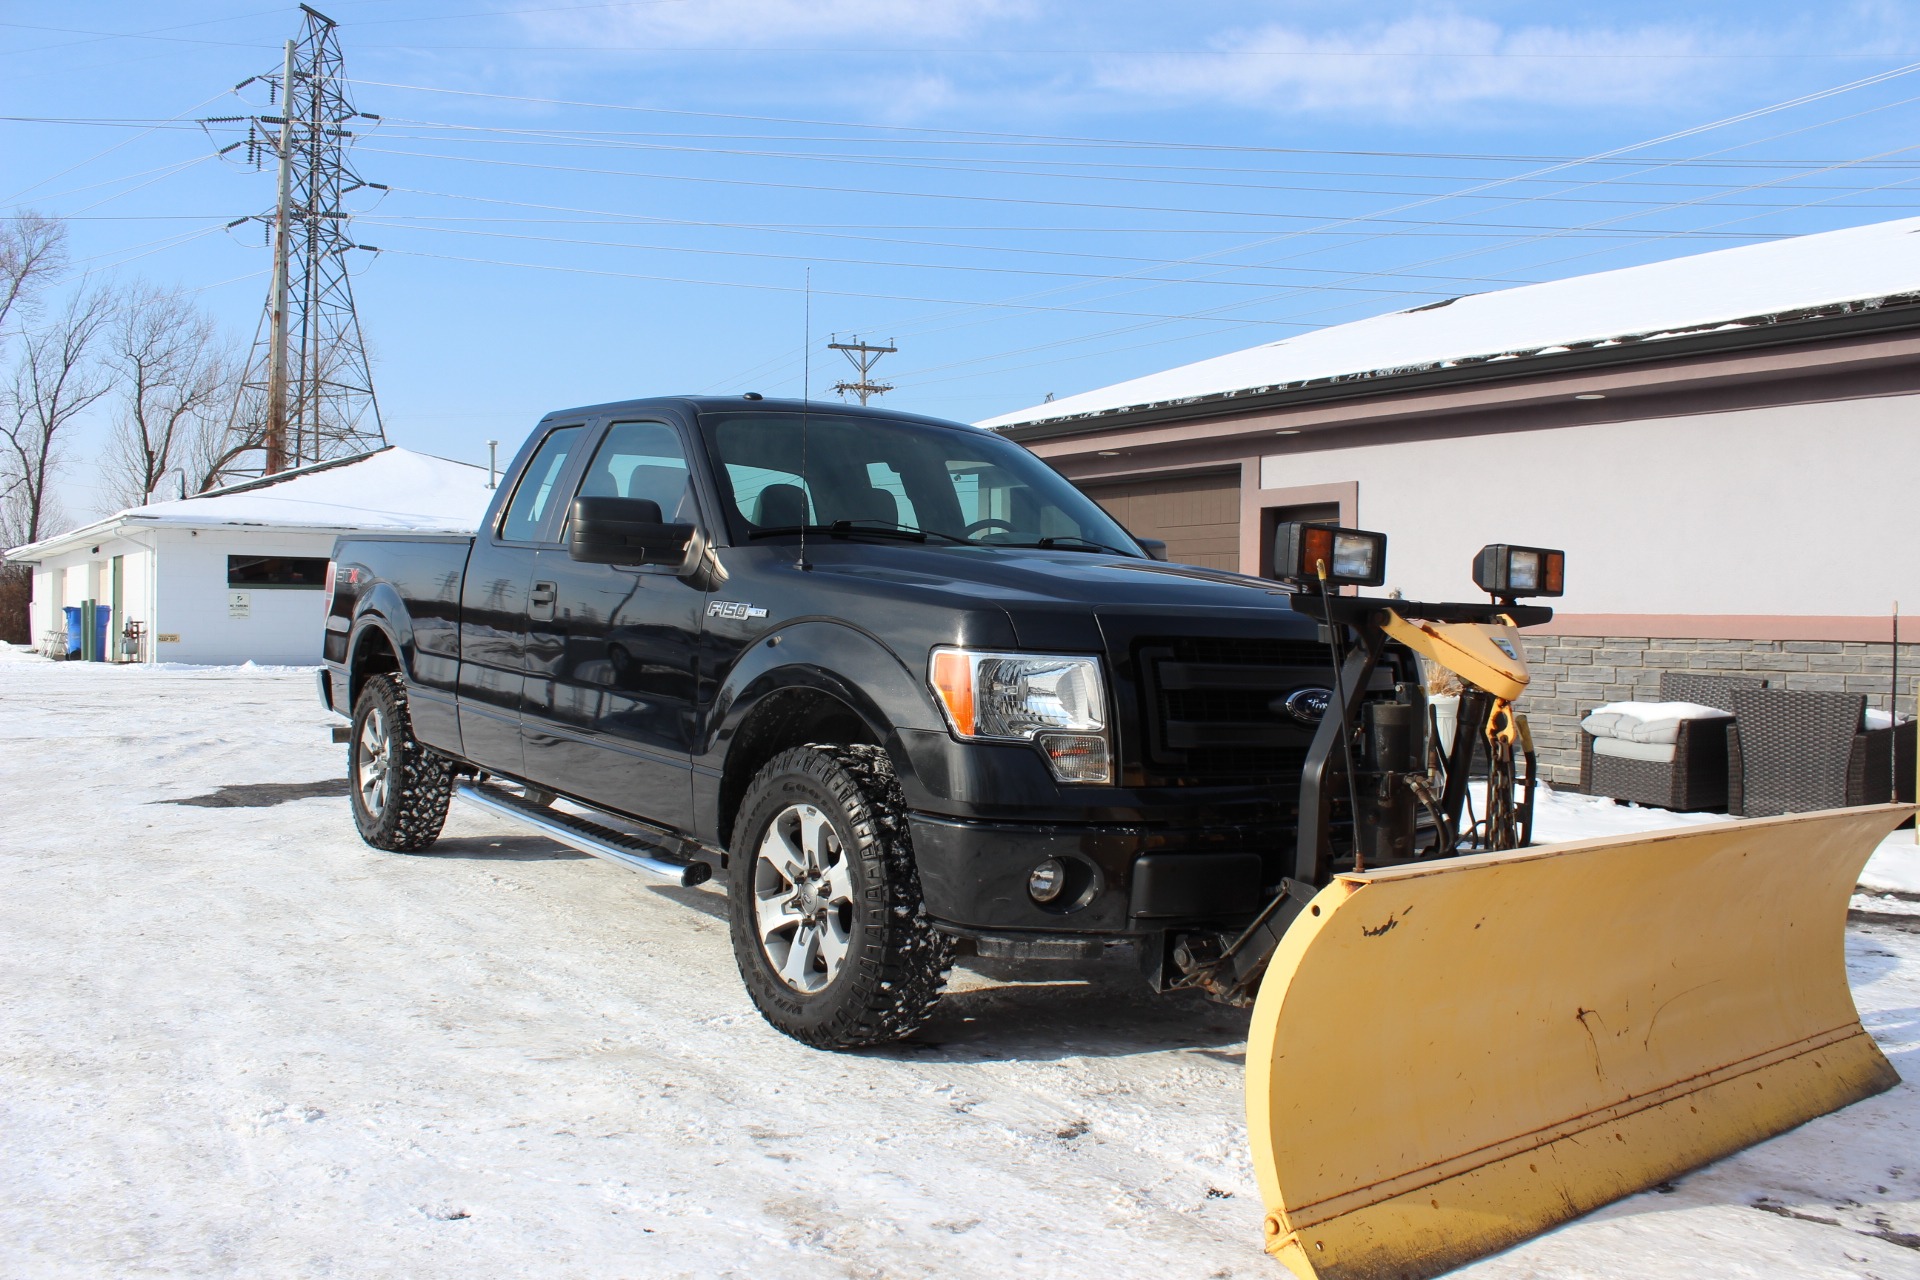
xmin=1079 ymin=470 xmax=1240 ymax=570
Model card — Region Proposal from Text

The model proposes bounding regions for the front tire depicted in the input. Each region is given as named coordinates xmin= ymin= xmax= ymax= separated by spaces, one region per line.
xmin=727 ymin=744 xmax=952 ymax=1049
xmin=349 ymin=674 xmax=453 ymax=852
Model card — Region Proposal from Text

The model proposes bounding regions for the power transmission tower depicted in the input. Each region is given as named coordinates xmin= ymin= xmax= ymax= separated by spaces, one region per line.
xmin=828 ymin=337 xmax=896 ymax=406
xmin=217 ymin=5 xmax=386 ymax=478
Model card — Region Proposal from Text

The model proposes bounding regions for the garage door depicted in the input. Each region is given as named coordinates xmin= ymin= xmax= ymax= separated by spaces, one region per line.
xmin=1080 ymin=471 xmax=1240 ymax=570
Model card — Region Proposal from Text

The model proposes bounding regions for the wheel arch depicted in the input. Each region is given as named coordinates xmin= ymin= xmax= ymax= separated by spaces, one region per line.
xmin=346 ymin=618 xmax=404 ymax=707
xmin=703 ymin=620 xmax=942 ymax=851
xmin=717 ymin=683 xmax=887 ymax=850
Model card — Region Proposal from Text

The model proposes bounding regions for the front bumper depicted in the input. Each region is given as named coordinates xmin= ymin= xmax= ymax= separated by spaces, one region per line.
xmin=909 ymin=812 xmax=1275 ymax=936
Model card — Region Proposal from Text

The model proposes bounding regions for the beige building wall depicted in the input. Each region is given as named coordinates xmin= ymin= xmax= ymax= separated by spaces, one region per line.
xmin=1257 ymin=392 xmax=1919 ymax=625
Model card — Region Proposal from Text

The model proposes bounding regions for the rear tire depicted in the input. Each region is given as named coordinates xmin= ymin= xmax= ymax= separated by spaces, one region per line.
xmin=349 ymin=674 xmax=453 ymax=852
xmin=727 ymin=744 xmax=952 ymax=1049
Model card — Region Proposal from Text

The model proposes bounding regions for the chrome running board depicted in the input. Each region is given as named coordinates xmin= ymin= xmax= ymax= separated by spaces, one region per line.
xmin=453 ymin=779 xmax=712 ymax=888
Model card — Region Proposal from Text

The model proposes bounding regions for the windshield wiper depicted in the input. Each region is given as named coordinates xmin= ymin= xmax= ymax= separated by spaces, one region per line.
xmin=999 ymin=535 xmax=1136 ymax=556
xmin=746 ymin=520 xmax=967 ymax=545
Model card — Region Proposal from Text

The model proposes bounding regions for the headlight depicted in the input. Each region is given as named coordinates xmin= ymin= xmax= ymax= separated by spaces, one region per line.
xmin=929 ymin=648 xmax=1113 ymax=784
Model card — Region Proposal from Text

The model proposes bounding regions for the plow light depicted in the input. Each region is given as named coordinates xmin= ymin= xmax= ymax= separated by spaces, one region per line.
xmin=1274 ymin=522 xmax=1387 ymax=589
xmin=1473 ymin=544 xmax=1565 ymax=600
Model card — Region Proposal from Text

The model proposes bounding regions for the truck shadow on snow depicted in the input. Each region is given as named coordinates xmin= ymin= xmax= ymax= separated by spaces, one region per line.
xmin=159 ymin=779 xmax=349 ymax=807
xmin=885 ymin=952 xmax=1251 ymax=1062
xmin=422 ymin=834 xmax=592 ymax=862
xmin=642 ymin=883 xmax=1249 ymax=1061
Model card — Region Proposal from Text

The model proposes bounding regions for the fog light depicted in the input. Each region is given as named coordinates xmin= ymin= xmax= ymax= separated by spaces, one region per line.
xmin=1038 ymin=731 xmax=1112 ymax=784
xmin=1028 ymin=857 xmax=1067 ymax=904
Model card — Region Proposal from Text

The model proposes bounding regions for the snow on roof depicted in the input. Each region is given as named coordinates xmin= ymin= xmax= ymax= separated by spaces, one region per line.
xmin=979 ymin=215 xmax=1920 ymax=432
xmin=8 ymin=446 xmax=493 ymax=560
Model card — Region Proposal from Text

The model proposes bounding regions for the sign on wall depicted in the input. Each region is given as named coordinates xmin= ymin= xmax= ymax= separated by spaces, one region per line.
xmin=228 ymin=591 xmax=251 ymax=620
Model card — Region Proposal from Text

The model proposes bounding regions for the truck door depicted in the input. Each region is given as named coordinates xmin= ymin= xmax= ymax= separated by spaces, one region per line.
xmin=523 ymin=419 xmax=704 ymax=832
xmin=457 ymin=422 xmax=588 ymax=779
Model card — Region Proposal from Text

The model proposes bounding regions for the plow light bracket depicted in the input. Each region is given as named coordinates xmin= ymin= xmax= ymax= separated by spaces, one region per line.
xmin=1473 ymin=543 xmax=1564 ymax=600
xmin=1275 ymin=522 xmax=1387 ymax=590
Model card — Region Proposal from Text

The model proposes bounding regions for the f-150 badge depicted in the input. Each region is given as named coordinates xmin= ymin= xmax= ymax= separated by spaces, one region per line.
xmin=707 ymin=600 xmax=769 ymax=620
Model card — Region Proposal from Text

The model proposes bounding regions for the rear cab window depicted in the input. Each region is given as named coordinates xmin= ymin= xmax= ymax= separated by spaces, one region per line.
xmin=499 ymin=425 xmax=585 ymax=542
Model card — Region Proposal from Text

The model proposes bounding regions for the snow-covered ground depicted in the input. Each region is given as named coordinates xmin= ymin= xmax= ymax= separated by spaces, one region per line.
xmin=2 ymin=650 xmax=1916 ymax=1278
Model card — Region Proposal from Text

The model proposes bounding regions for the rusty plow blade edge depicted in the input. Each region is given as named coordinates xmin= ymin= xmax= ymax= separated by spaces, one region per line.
xmin=1244 ymin=803 xmax=1911 ymax=1280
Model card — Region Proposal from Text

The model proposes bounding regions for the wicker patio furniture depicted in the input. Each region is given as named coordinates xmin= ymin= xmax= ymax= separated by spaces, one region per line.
xmin=1578 ymin=672 xmax=1765 ymax=811
xmin=1726 ymin=688 xmax=1917 ymax=817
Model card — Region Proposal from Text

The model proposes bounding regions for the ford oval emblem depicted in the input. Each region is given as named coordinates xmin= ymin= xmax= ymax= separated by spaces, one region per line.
xmin=1277 ymin=686 xmax=1333 ymax=724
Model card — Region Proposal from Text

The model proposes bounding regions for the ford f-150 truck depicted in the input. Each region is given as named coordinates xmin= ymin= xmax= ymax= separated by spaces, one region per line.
xmin=321 ymin=395 xmax=1410 ymax=1048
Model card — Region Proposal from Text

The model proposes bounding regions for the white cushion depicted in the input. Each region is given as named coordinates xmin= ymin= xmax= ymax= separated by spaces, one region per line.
xmin=1581 ymin=700 xmax=1731 ymax=745
xmin=1592 ymin=737 xmax=1678 ymax=764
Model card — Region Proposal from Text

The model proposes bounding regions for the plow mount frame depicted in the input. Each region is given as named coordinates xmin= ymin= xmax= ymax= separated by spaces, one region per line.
xmin=1173 ymin=593 xmax=1553 ymax=1003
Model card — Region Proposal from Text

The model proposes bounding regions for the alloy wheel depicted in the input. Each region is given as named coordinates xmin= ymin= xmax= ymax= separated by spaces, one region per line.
xmin=752 ymin=803 xmax=856 ymax=993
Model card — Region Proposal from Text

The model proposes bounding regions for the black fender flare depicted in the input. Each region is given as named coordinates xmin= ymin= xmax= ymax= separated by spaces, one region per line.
xmin=705 ymin=618 xmax=943 ymax=759
xmin=346 ymin=586 xmax=416 ymax=693
xmin=696 ymin=620 xmax=948 ymax=844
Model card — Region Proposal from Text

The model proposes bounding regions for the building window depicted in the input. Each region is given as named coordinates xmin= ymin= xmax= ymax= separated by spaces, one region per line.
xmin=228 ymin=555 xmax=330 ymax=589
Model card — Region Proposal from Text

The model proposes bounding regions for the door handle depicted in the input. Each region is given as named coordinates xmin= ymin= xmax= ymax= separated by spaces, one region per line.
xmin=529 ymin=580 xmax=557 ymax=621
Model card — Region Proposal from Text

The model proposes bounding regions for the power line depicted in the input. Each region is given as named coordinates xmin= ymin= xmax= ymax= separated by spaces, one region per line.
xmin=358 ymin=219 xmax=1486 ymax=294
xmin=357 ymin=144 xmax=1829 ymax=235
xmin=337 ymin=128 xmax=1920 ymax=208
xmin=865 ymin=63 xmax=1920 ymax=390
xmin=375 ymin=247 xmax=1326 ymax=323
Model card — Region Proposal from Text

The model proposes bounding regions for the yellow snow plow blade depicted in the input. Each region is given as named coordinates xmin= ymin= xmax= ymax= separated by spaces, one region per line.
xmin=1246 ymin=803 xmax=1909 ymax=1280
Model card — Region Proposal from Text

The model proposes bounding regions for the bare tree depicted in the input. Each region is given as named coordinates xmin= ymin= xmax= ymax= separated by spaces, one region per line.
xmin=0 ymin=214 xmax=74 ymax=645
xmin=187 ymin=388 xmax=270 ymax=495
xmin=2 ymin=287 xmax=113 ymax=547
xmin=104 ymin=285 xmax=234 ymax=508
xmin=0 ymin=212 xmax=65 ymax=344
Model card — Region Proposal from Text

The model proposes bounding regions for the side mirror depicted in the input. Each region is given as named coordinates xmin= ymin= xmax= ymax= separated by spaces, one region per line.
xmin=569 ymin=496 xmax=695 ymax=568
xmin=1137 ymin=537 xmax=1169 ymax=561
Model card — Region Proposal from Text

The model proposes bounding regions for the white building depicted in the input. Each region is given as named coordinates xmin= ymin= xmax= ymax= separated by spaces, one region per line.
xmin=8 ymin=447 xmax=491 ymax=666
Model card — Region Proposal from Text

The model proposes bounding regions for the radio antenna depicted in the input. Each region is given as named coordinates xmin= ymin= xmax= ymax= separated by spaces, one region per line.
xmin=798 ymin=268 xmax=811 ymax=571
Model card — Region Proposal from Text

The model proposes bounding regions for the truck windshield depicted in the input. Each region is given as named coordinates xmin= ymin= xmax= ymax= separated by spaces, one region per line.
xmin=699 ymin=411 xmax=1144 ymax=554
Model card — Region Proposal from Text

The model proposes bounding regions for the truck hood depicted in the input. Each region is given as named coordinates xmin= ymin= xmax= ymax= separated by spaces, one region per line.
xmin=799 ymin=542 xmax=1290 ymax=608
xmin=793 ymin=542 xmax=1326 ymax=653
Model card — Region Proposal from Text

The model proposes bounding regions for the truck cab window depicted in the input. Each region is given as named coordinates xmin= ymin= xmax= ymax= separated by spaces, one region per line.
xmin=701 ymin=411 xmax=1140 ymax=553
xmin=577 ymin=421 xmax=697 ymax=521
xmin=500 ymin=425 xmax=584 ymax=542
xmin=727 ymin=463 xmax=814 ymax=529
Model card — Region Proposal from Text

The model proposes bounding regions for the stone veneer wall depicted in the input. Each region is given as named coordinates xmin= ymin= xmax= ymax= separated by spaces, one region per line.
xmin=1516 ymin=635 xmax=1920 ymax=785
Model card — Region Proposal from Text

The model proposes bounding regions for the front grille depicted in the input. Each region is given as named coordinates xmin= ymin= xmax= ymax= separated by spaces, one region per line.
xmin=1137 ymin=636 xmax=1331 ymax=781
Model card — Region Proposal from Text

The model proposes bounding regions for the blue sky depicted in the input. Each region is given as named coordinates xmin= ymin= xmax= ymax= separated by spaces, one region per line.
xmin=10 ymin=1 xmax=1920 ymax=518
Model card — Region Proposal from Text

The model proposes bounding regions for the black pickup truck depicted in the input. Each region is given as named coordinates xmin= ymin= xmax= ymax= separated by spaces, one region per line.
xmin=322 ymin=395 xmax=1411 ymax=1047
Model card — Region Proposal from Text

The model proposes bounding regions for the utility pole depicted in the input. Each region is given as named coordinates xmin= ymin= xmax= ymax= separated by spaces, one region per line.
xmin=263 ymin=38 xmax=296 ymax=474
xmin=829 ymin=336 xmax=896 ymax=406
xmin=217 ymin=5 xmax=387 ymax=478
